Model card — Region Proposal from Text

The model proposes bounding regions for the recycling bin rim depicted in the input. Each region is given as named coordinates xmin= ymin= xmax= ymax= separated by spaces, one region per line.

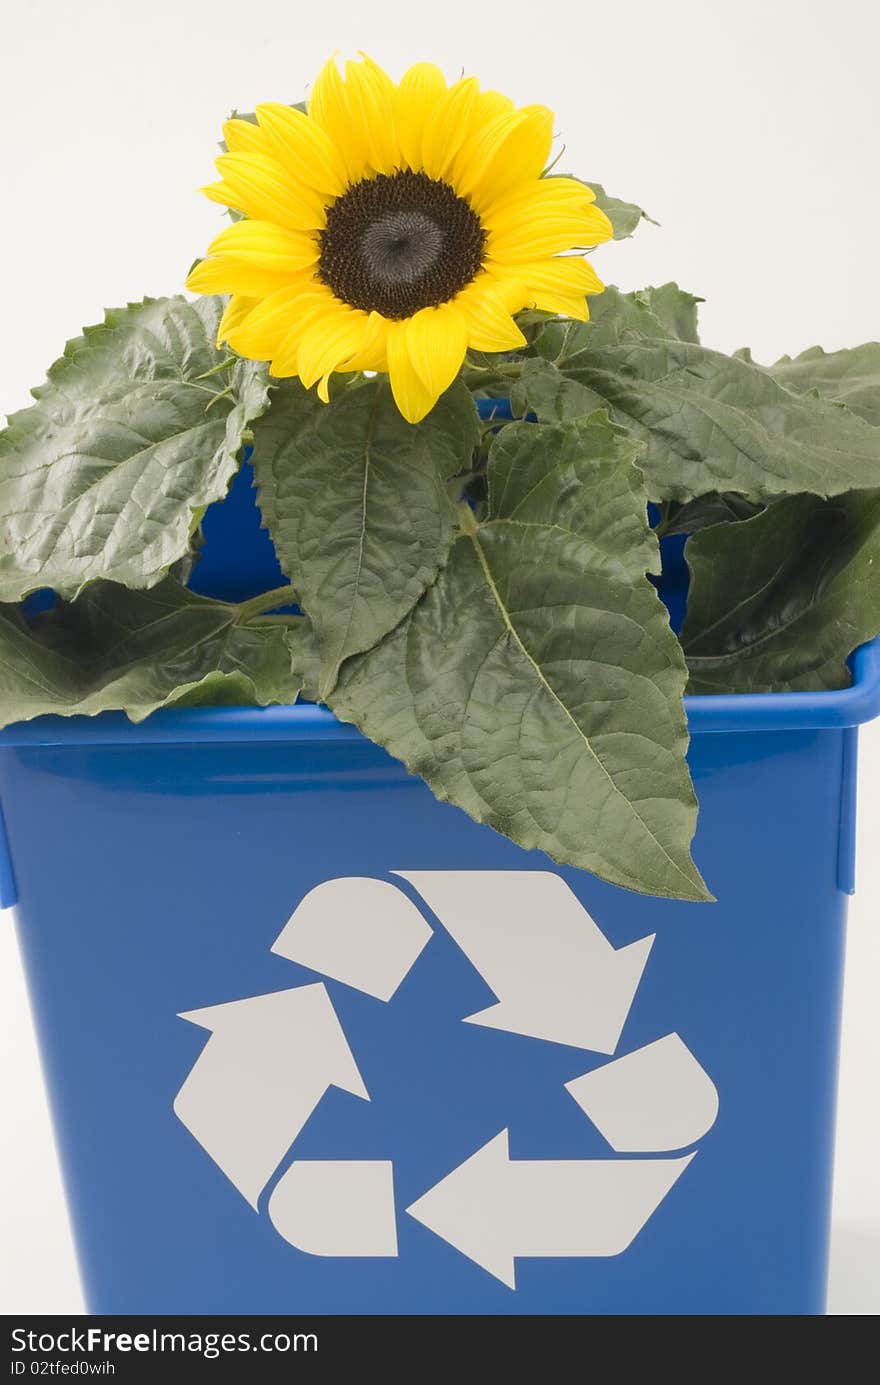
xmin=0 ymin=635 xmax=878 ymax=750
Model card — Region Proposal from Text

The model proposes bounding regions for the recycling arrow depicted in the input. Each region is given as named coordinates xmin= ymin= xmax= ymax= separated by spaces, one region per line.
xmin=272 ymin=876 xmax=433 ymax=1001
xmin=406 ymin=1130 xmax=694 ymax=1289
xmin=566 ymin=1033 xmax=719 ymax=1152
xmin=173 ymin=983 xmax=369 ymax=1208
xmin=171 ymin=871 xmax=718 ymax=1286
xmin=268 ymin=1160 xmax=398 ymax=1258
xmin=396 ymin=871 xmax=654 ymax=1053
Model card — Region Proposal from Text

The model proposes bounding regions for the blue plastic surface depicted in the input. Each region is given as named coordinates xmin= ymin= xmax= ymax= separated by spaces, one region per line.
xmin=0 ymin=724 xmax=853 ymax=1314
xmin=0 ymin=408 xmax=876 ymax=1314
xmin=187 ymin=462 xmax=285 ymax=604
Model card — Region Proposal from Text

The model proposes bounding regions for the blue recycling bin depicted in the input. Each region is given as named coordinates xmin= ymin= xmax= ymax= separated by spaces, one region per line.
xmin=1 ymin=456 xmax=879 ymax=1316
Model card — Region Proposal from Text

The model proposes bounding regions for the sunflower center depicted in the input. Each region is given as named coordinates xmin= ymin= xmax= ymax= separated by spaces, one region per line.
xmin=318 ymin=170 xmax=486 ymax=319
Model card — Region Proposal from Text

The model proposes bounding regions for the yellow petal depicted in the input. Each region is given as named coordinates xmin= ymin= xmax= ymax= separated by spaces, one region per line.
xmin=468 ymin=105 xmax=555 ymax=212
xmin=394 ymin=62 xmax=447 ymax=170
xmin=489 ymin=254 xmax=603 ymax=300
xmin=344 ymin=311 xmax=390 ymax=372
xmin=485 ymin=257 xmax=601 ymax=321
xmin=226 ymin=282 xmax=327 ymax=359
xmin=216 ymin=294 xmax=260 ymax=345
xmin=404 ymin=303 xmax=469 ymax=400
xmin=449 ymin=108 xmax=529 ymax=201
xmin=268 ymin=294 xmax=345 ymax=376
xmin=222 ymin=118 xmax=269 ymax=155
xmin=470 ymin=88 xmax=516 ymax=126
xmin=185 ymin=256 xmax=295 ymax=299
xmin=201 ymin=179 xmax=242 ymax=209
xmin=214 ymin=153 xmax=327 ymax=230
xmin=455 ymin=277 xmax=528 ymax=352
xmin=309 ymin=55 xmax=367 ymax=182
xmin=386 ymin=322 xmax=436 ymax=423
xmin=296 ymin=307 xmax=371 ymax=389
xmin=306 ymin=56 xmax=379 ymax=182
xmin=503 ymin=269 xmax=594 ymax=318
xmin=206 ymin=219 xmax=320 ymax=272
xmin=421 ymin=77 xmax=479 ymax=180
xmin=347 ymin=54 xmax=399 ymax=173
xmin=470 ymin=268 xmax=527 ymax=315
xmin=503 ymin=104 xmax=554 ymax=176
xmin=482 ymin=175 xmax=596 ymax=227
xmin=527 ymin=293 xmax=592 ymax=321
xmin=488 ymin=203 xmax=613 ymax=261
xmin=254 ymin=102 xmax=347 ymax=196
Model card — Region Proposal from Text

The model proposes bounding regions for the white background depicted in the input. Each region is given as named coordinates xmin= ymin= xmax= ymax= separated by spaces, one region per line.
xmin=1 ymin=0 xmax=878 ymax=1314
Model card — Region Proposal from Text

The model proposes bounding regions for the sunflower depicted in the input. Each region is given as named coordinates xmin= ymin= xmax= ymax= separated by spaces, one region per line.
xmin=186 ymin=55 xmax=612 ymax=423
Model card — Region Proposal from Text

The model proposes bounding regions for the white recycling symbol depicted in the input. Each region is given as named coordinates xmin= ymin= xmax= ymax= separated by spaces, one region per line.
xmin=174 ymin=871 xmax=718 ymax=1289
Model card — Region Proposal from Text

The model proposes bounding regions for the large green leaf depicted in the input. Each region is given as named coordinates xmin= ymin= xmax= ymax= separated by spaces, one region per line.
xmin=658 ymin=492 xmax=765 ymax=538
xmin=531 ymin=286 xmax=674 ymax=354
xmin=765 ymin=343 xmax=880 ymax=427
xmin=632 ymin=283 xmax=703 ymax=344
xmin=0 ymin=578 xmax=299 ymax=727
xmin=509 ymin=283 xmax=698 ymax=382
xmin=330 ymin=416 xmax=708 ymax=901
xmin=488 ymin=411 xmax=657 ymax=575
xmin=250 ymin=375 xmax=478 ymax=698
xmin=284 ymin=614 xmax=323 ymax=703
xmin=515 ymin=314 xmax=880 ymax=502
xmin=0 ymin=296 xmax=270 ymax=603
xmin=509 ymin=356 xmax=599 ymax=424
xmin=464 ymin=284 xmax=669 ymax=399
xmin=507 ymin=288 xmax=671 ymax=424
xmin=683 ymin=490 xmax=880 ymax=692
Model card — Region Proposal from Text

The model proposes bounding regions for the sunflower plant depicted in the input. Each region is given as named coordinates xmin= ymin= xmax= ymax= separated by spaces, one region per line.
xmin=2 ymin=54 xmax=880 ymax=901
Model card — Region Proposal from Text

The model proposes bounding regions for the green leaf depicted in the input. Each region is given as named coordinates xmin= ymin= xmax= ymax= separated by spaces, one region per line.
xmin=632 ymin=283 xmax=703 ymax=344
xmin=0 ymin=296 xmax=270 ymax=603
xmin=0 ymin=577 xmax=299 ymax=728
xmin=465 ymin=285 xmax=671 ymax=400
xmin=766 ymin=343 xmax=880 ymax=427
xmin=285 ymin=615 xmax=323 ymax=703
xmin=509 ymin=357 xmax=598 ymax=424
xmin=509 ymin=287 xmax=673 ymax=424
xmin=488 ymin=410 xmax=657 ymax=575
xmin=682 ymin=490 xmax=880 ymax=692
xmin=517 ymin=317 xmax=880 ymax=502
xmin=250 ymin=375 xmax=479 ymax=698
xmin=330 ymin=419 xmax=709 ymax=901
xmin=658 ymin=492 xmax=765 ymax=538
xmin=585 ymin=183 xmax=656 ymax=240
xmin=532 ymin=285 xmax=674 ymax=355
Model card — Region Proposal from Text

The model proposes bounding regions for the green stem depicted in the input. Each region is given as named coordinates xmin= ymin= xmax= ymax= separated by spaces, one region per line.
xmin=458 ymin=502 xmax=481 ymax=537
xmin=464 ymin=359 xmax=525 ymax=379
xmin=236 ymin=584 xmax=298 ymax=621
xmin=194 ymin=356 xmax=236 ymax=381
xmin=652 ymin=500 xmax=678 ymax=541
xmin=205 ymin=385 xmax=234 ymax=412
